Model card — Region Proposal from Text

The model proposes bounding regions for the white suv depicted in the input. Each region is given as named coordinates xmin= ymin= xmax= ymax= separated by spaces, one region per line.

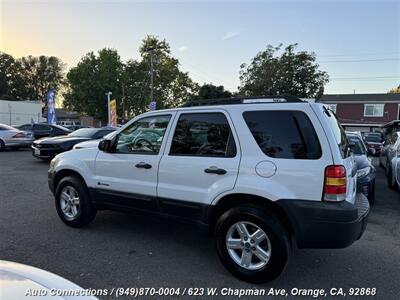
xmin=48 ymin=96 xmax=369 ymax=283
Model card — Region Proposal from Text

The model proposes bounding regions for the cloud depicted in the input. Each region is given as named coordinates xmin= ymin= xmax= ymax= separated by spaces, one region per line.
xmin=222 ymin=30 xmax=241 ymax=40
xmin=178 ymin=46 xmax=188 ymax=52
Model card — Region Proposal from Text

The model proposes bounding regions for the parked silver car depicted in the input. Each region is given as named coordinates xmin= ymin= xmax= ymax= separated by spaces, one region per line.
xmin=0 ymin=124 xmax=34 ymax=151
xmin=379 ymin=131 xmax=400 ymax=169
xmin=388 ymin=140 xmax=400 ymax=190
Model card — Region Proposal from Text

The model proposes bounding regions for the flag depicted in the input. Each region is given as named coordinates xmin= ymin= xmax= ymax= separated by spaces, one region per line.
xmin=148 ymin=101 xmax=157 ymax=111
xmin=109 ymin=99 xmax=118 ymax=127
xmin=46 ymin=90 xmax=57 ymax=125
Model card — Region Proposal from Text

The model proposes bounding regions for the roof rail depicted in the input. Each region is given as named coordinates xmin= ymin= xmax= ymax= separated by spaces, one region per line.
xmin=183 ymin=95 xmax=304 ymax=107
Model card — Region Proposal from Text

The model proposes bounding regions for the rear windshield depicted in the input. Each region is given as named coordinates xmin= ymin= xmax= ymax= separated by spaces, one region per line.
xmin=323 ymin=107 xmax=349 ymax=158
xmin=243 ymin=110 xmax=322 ymax=159
xmin=364 ymin=135 xmax=381 ymax=143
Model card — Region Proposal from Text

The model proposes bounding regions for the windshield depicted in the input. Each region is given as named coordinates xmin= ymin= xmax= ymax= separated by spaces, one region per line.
xmin=365 ymin=135 xmax=381 ymax=143
xmin=347 ymin=135 xmax=366 ymax=155
xmin=68 ymin=128 xmax=98 ymax=138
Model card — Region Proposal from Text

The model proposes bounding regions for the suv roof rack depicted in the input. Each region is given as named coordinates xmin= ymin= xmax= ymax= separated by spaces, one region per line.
xmin=183 ymin=95 xmax=304 ymax=107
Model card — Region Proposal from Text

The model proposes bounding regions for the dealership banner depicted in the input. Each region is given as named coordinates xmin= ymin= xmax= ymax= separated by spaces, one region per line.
xmin=46 ymin=90 xmax=57 ymax=125
xmin=109 ymin=99 xmax=118 ymax=127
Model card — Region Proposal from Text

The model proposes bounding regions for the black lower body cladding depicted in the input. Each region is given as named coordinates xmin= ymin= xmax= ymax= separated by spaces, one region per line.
xmin=277 ymin=193 xmax=369 ymax=249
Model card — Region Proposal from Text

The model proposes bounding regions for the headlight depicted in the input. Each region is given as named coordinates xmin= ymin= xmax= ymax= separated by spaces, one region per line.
xmin=49 ymin=157 xmax=58 ymax=170
xmin=357 ymin=166 xmax=371 ymax=178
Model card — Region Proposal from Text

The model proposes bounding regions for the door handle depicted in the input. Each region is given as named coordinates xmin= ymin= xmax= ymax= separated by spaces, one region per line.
xmin=135 ymin=162 xmax=152 ymax=169
xmin=204 ymin=167 xmax=227 ymax=175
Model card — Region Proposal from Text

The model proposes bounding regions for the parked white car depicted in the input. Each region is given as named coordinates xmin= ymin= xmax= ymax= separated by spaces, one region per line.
xmin=48 ymin=96 xmax=369 ymax=283
xmin=0 ymin=260 xmax=98 ymax=299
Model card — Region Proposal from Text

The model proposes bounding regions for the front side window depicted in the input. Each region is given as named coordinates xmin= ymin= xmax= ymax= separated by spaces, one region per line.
xmin=115 ymin=115 xmax=171 ymax=154
xmin=364 ymin=104 xmax=384 ymax=117
xmin=328 ymin=104 xmax=337 ymax=113
xmin=170 ymin=113 xmax=236 ymax=157
xmin=243 ymin=110 xmax=322 ymax=159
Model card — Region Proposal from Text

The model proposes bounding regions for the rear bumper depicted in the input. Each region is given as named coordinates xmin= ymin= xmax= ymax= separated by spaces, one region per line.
xmin=277 ymin=193 xmax=369 ymax=249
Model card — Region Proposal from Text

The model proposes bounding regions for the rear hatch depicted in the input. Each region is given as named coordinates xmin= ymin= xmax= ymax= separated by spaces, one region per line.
xmin=312 ymin=104 xmax=357 ymax=204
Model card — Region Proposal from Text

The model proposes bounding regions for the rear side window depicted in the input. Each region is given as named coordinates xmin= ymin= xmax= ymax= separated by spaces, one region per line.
xmin=170 ymin=113 xmax=236 ymax=157
xmin=323 ymin=107 xmax=349 ymax=158
xmin=243 ymin=111 xmax=322 ymax=159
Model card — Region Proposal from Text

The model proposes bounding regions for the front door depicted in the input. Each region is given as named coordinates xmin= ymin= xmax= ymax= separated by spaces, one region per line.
xmin=94 ymin=113 xmax=174 ymax=210
xmin=157 ymin=111 xmax=240 ymax=221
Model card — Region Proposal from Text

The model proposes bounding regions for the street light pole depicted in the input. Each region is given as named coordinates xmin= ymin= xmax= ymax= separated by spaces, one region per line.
xmin=105 ymin=91 xmax=112 ymax=126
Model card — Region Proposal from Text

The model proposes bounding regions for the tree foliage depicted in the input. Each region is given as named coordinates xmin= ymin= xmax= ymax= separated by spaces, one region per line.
xmin=192 ymin=83 xmax=232 ymax=100
xmin=124 ymin=35 xmax=197 ymax=115
xmin=0 ymin=52 xmax=65 ymax=101
xmin=388 ymin=85 xmax=400 ymax=93
xmin=239 ymin=44 xmax=329 ymax=98
xmin=63 ymin=48 xmax=123 ymax=121
xmin=64 ymin=36 xmax=197 ymax=121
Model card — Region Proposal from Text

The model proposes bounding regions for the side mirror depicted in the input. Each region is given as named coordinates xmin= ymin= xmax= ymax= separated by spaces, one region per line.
xmin=367 ymin=148 xmax=375 ymax=157
xmin=98 ymin=139 xmax=112 ymax=152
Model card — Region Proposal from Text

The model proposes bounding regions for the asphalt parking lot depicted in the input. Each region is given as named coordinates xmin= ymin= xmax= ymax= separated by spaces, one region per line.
xmin=1 ymin=149 xmax=399 ymax=299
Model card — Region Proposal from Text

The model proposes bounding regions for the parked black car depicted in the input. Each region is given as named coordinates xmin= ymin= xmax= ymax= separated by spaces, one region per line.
xmin=347 ymin=132 xmax=376 ymax=205
xmin=32 ymin=127 xmax=116 ymax=159
xmin=17 ymin=123 xmax=71 ymax=139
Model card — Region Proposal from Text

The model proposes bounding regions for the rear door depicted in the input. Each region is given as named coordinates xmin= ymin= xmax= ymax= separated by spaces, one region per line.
xmin=33 ymin=124 xmax=52 ymax=138
xmin=157 ymin=110 xmax=240 ymax=220
xmin=238 ymin=104 xmax=332 ymax=202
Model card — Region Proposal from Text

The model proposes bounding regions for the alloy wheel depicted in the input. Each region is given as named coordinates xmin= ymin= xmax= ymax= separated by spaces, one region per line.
xmin=226 ymin=221 xmax=272 ymax=270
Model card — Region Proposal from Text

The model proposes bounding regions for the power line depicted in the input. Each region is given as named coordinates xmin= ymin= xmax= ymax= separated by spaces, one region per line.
xmin=330 ymin=76 xmax=400 ymax=80
xmin=320 ymin=58 xmax=400 ymax=63
xmin=319 ymin=51 xmax=400 ymax=58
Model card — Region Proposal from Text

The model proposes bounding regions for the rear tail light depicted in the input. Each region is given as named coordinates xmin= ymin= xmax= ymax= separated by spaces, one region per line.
xmin=323 ymin=165 xmax=346 ymax=202
xmin=12 ymin=132 xmax=26 ymax=138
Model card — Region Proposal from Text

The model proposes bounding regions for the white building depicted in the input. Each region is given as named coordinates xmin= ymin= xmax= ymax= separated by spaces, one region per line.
xmin=0 ymin=100 xmax=44 ymax=126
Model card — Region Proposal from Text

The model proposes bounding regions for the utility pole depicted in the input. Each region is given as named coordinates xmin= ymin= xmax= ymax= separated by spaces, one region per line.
xmin=149 ymin=50 xmax=154 ymax=104
xmin=144 ymin=44 xmax=167 ymax=108
xmin=105 ymin=91 xmax=112 ymax=126
xmin=121 ymin=82 xmax=126 ymax=123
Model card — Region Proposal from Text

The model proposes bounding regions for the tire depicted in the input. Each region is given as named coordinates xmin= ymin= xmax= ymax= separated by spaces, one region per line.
xmin=387 ymin=166 xmax=395 ymax=189
xmin=55 ymin=175 xmax=97 ymax=227
xmin=215 ymin=206 xmax=290 ymax=283
xmin=0 ymin=139 xmax=5 ymax=152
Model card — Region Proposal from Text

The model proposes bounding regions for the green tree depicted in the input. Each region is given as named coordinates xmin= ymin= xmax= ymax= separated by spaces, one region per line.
xmin=239 ymin=44 xmax=329 ymax=98
xmin=388 ymin=85 xmax=400 ymax=93
xmin=123 ymin=36 xmax=198 ymax=115
xmin=64 ymin=48 xmax=124 ymax=121
xmin=192 ymin=83 xmax=232 ymax=100
xmin=0 ymin=52 xmax=26 ymax=100
xmin=19 ymin=55 xmax=65 ymax=101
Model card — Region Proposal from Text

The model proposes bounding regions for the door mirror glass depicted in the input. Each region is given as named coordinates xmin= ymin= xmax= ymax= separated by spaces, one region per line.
xmin=98 ymin=139 xmax=111 ymax=152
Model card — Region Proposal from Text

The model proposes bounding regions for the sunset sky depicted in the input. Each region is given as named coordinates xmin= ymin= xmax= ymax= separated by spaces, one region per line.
xmin=1 ymin=0 xmax=399 ymax=94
